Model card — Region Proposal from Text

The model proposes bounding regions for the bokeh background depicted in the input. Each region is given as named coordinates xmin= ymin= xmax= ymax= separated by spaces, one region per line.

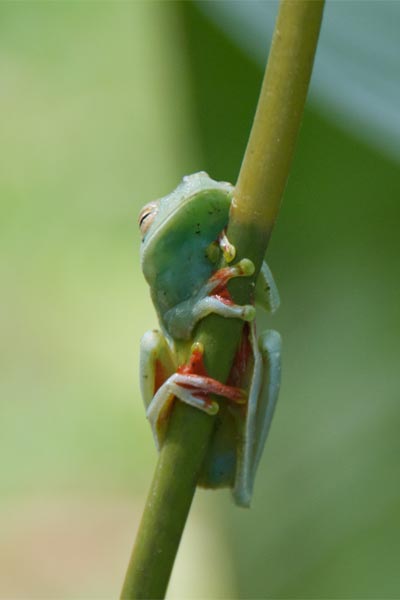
xmin=1 ymin=2 xmax=399 ymax=598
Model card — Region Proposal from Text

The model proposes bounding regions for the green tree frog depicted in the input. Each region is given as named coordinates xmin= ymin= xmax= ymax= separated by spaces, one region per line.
xmin=138 ymin=172 xmax=281 ymax=507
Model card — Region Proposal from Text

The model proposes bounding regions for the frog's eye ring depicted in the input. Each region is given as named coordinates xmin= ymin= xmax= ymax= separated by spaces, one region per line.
xmin=138 ymin=201 xmax=159 ymax=237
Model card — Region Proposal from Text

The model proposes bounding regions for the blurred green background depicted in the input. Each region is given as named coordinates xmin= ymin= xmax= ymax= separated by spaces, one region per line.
xmin=1 ymin=2 xmax=399 ymax=598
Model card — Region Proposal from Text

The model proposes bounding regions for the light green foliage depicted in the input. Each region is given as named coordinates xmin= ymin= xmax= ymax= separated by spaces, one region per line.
xmin=0 ymin=3 xmax=202 ymax=597
xmin=0 ymin=2 xmax=182 ymax=493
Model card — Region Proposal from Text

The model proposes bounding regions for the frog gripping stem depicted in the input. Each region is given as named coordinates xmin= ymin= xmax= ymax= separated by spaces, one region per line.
xmin=125 ymin=1 xmax=325 ymax=591
xmin=146 ymin=342 xmax=248 ymax=450
xmin=164 ymin=255 xmax=256 ymax=340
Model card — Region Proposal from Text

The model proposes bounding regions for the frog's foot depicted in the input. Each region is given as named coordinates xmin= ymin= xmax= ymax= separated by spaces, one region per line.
xmin=146 ymin=343 xmax=246 ymax=448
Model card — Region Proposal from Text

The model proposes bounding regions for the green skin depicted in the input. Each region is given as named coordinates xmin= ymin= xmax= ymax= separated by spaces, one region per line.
xmin=139 ymin=172 xmax=281 ymax=507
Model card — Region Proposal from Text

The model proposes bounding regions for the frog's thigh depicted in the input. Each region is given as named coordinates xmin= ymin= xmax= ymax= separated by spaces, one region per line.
xmin=139 ymin=330 xmax=176 ymax=410
xmin=233 ymin=328 xmax=281 ymax=507
xmin=253 ymin=329 xmax=282 ymax=472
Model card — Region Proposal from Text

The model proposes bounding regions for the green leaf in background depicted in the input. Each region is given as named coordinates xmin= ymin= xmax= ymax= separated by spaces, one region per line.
xmin=185 ymin=3 xmax=400 ymax=598
xmin=198 ymin=0 xmax=400 ymax=162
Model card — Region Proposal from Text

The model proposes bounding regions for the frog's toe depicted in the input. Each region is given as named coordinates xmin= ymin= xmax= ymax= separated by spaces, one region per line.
xmin=242 ymin=305 xmax=256 ymax=321
xmin=207 ymin=401 xmax=219 ymax=415
xmin=237 ymin=258 xmax=255 ymax=276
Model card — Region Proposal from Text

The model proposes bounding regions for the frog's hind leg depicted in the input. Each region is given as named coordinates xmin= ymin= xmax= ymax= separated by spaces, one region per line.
xmin=140 ymin=330 xmax=176 ymax=406
xmin=147 ymin=342 xmax=247 ymax=450
xmin=252 ymin=329 xmax=282 ymax=470
xmin=147 ymin=371 xmax=247 ymax=448
xmin=140 ymin=330 xmax=178 ymax=445
xmin=233 ymin=327 xmax=282 ymax=507
xmin=146 ymin=375 xmax=218 ymax=450
xmin=141 ymin=331 xmax=215 ymax=450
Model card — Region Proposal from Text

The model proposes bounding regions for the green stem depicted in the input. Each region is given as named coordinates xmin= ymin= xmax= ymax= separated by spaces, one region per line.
xmin=121 ymin=2 xmax=324 ymax=598
xmin=231 ymin=0 xmax=325 ymax=259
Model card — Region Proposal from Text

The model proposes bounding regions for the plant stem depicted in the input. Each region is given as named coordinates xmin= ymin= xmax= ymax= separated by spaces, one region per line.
xmin=231 ymin=0 xmax=325 ymax=261
xmin=121 ymin=2 xmax=324 ymax=598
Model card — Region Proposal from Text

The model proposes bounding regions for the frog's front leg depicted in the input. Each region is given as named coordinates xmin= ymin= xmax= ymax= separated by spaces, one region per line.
xmin=233 ymin=327 xmax=282 ymax=507
xmin=165 ymin=258 xmax=256 ymax=340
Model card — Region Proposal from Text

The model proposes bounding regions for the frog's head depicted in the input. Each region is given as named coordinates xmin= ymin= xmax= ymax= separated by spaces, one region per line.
xmin=138 ymin=172 xmax=233 ymax=283
xmin=139 ymin=172 xmax=231 ymax=242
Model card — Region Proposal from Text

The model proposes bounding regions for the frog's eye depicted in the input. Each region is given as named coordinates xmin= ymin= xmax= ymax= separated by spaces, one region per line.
xmin=138 ymin=201 xmax=158 ymax=237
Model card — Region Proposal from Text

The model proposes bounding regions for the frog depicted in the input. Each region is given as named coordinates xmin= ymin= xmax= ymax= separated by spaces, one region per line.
xmin=138 ymin=171 xmax=281 ymax=507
